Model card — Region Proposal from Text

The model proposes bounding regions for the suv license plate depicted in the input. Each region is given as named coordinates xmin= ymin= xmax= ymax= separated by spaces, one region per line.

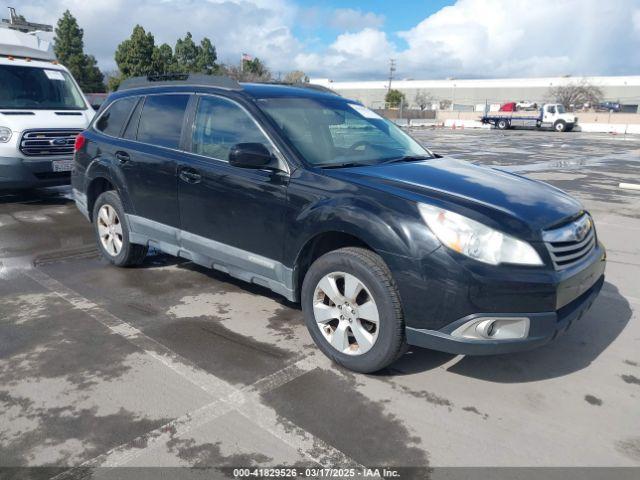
xmin=52 ymin=160 xmax=74 ymax=172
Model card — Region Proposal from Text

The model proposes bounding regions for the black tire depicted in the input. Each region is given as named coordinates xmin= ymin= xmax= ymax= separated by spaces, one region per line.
xmin=554 ymin=120 xmax=566 ymax=132
xmin=497 ymin=119 xmax=509 ymax=130
xmin=92 ymin=191 xmax=148 ymax=267
xmin=301 ymin=247 xmax=406 ymax=373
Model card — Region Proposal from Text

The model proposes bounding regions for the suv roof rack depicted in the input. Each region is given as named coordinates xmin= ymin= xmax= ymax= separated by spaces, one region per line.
xmin=119 ymin=73 xmax=242 ymax=91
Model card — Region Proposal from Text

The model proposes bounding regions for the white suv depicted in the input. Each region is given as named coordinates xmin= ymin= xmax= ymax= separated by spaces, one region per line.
xmin=0 ymin=28 xmax=94 ymax=189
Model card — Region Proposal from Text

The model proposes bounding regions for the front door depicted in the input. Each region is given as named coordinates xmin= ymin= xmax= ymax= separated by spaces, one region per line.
xmin=543 ymin=104 xmax=556 ymax=123
xmin=177 ymin=94 xmax=290 ymax=295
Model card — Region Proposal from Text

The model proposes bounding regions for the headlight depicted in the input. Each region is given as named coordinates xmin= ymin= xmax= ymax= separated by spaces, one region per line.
xmin=0 ymin=127 xmax=11 ymax=143
xmin=418 ymin=204 xmax=543 ymax=266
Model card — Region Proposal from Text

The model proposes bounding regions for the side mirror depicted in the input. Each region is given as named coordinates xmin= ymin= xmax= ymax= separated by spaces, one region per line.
xmin=229 ymin=143 xmax=276 ymax=169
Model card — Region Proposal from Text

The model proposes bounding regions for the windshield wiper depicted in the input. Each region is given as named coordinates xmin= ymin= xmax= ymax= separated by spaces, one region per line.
xmin=380 ymin=155 xmax=432 ymax=165
xmin=317 ymin=162 xmax=373 ymax=169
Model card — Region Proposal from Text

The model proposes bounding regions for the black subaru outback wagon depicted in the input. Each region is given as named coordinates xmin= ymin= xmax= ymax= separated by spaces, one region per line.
xmin=73 ymin=75 xmax=605 ymax=373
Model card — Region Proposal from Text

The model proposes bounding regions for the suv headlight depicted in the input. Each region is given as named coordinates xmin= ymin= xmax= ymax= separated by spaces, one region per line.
xmin=418 ymin=204 xmax=543 ymax=266
xmin=0 ymin=127 xmax=11 ymax=143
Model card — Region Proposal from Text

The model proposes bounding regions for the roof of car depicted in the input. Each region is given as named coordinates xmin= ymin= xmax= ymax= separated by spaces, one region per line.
xmin=115 ymin=74 xmax=341 ymax=101
xmin=240 ymin=82 xmax=341 ymax=99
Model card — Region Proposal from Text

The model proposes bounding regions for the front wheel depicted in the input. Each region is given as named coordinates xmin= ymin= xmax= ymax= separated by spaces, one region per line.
xmin=554 ymin=120 xmax=567 ymax=132
xmin=301 ymin=247 xmax=406 ymax=373
xmin=496 ymin=119 xmax=509 ymax=130
xmin=93 ymin=191 xmax=148 ymax=267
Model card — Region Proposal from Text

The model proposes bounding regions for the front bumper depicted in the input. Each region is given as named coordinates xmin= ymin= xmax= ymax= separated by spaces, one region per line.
xmin=0 ymin=155 xmax=71 ymax=189
xmin=406 ymin=274 xmax=604 ymax=355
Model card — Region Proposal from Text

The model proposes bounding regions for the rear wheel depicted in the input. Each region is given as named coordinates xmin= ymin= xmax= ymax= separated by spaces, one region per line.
xmin=93 ymin=191 xmax=148 ymax=267
xmin=497 ymin=119 xmax=509 ymax=130
xmin=301 ymin=247 xmax=406 ymax=373
xmin=554 ymin=120 xmax=567 ymax=132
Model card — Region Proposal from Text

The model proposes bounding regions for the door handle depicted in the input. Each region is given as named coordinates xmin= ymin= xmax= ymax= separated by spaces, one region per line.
xmin=179 ymin=167 xmax=202 ymax=184
xmin=115 ymin=151 xmax=130 ymax=163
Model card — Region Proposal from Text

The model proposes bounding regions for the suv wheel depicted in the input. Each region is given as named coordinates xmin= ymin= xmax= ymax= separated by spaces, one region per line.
xmin=301 ymin=247 xmax=406 ymax=373
xmin=93 ymin=191 xmax=148 ymax=267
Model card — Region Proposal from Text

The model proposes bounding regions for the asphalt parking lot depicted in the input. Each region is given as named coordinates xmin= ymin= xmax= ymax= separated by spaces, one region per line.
xmin=1 ymin=129 xmax=639 ymax=477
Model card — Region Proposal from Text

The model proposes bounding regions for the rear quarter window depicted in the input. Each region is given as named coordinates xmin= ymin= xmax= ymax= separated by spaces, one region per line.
xmin=136 ymin=94 xmax=190 ymax=149
xmin=95 ymin=97 xmax=137 ymax=137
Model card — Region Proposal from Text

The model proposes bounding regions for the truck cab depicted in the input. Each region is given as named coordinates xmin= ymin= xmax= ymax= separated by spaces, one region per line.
xmin=0 ymin=13 xmax=94 ymax=190
xmin=540 ymin=103 xmax=577 ymax=132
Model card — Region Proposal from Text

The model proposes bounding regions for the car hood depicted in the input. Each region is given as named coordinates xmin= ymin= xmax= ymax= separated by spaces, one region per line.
xmin=0 ymin=109 xmax=94 ymax=133
xmin=325 ymin=157 xmax=583 ymax=236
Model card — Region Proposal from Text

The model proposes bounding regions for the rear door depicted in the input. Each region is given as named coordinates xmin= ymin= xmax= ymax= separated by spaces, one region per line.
xmin=116 ymin=93 xmax=190 ymax=231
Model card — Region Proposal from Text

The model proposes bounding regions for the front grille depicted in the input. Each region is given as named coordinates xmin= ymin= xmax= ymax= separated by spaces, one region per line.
xmin=543 ymin=214 xmax=596 ymax=269
xmin=19 ymin=129 xmax=82 ymax=157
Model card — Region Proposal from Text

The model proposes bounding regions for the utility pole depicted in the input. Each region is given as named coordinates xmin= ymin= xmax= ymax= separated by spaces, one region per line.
xmin=387 ymin=58 xmax=396 ymax=91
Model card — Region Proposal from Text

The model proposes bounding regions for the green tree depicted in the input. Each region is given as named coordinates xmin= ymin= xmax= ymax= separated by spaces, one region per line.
xmin=174 ymin=32 xmax=199 ymax=72
xmin=385 ymin=89 xmax=405 ymax=109
xmin=111 ymin=27 xmax=220 ymax=90
xmin=53 ymin=10 xmax=105 ymax=92
xmin=173 ymin=33 xmax=217 ymax=73
xmin=114 ymin=25 xmax=157 ymax=78
xmin=153 ymin=43 xmax=176 ymax=74
xmin=81 ymin=54 xmax=106 ymax=92
xmin=196 ymin=38 xmax=218 ymax=74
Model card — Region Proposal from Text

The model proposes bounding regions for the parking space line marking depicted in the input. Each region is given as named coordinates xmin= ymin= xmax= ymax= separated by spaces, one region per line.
xmin=24 ymin=268 xmax=239 ymax=399
xmin=25 ymin=268 xmax=363 ymax=473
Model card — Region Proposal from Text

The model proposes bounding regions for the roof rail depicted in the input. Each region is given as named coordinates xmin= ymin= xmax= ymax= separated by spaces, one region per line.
xmin=119 ymin=73 xmax=242 ymax=91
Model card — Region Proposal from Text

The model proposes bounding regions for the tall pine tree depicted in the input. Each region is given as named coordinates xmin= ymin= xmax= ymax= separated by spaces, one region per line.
xmin=54 ymin=11 xmax=105 ymax=92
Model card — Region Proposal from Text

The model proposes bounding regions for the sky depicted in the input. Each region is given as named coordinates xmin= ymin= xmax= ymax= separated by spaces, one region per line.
xmin=13 ymin=0 xmax=640 ymax=81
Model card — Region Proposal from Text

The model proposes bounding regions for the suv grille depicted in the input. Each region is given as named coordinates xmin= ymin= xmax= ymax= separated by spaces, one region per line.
xmin=543 ymin=214 xmax=596 ymax=269
xmin=19 ymin=129 xmax=82 ymax=157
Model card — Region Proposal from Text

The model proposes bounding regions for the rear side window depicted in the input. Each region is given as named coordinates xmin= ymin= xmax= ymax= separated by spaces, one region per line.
xmin=95 ymin=97 xmax=137 ymax=137
xmin=137 ymin=94 xmax=190 ymax=149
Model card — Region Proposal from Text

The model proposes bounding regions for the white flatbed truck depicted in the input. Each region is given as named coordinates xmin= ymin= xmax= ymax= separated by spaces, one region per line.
xmin=481 ymin=103 xmax=577 ymax=132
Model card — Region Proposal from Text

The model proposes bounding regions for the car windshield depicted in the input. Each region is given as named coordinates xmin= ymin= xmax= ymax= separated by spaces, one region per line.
xmin=257 ymin=96 xmax=431 ymax=167
xmin=0 ymin=64 xmax=86 ymax=110
xmin=557 ymin=105 xmax=566 ymax=113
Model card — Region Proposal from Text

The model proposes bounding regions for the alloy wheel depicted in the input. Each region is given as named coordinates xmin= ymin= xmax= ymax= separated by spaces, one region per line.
xmin=312 ymin=271 xmax=380 ymax=355
xmin=97 ymin=204 xmax=123 ymax=256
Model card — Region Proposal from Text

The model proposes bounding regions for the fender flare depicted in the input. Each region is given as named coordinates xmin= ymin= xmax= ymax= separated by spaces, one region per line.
xmin=84 ymin=158 xmax=133 ymax=217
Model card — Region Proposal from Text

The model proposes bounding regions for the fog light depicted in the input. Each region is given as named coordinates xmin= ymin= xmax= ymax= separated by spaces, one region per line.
xmin=475 ymin=319 xmax=496 ymax=338
xmin=451 ymin=316 xmax=530 ymax=340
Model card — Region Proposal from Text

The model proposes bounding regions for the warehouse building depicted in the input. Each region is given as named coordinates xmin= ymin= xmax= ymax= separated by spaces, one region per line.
xmin=311 ymin=76 xmax=640 ymax=113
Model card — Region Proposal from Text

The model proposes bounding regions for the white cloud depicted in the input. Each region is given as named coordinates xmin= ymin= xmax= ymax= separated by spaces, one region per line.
xmin=19 ymin=0 xmax=300 ymax=72
xmin=395 ymin=0 xmax=640 ymax=79
xmin=304 ymin=0 xmax=640 ymax=80
xmin=13 ymin=0 xmax=640 ymax=80
xmin=329 ymin=8 xmax=384 ymax=31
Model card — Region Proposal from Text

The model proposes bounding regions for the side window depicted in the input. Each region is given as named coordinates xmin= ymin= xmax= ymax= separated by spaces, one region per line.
xmin=547 ymin=105 xmax=556 ymax=114
xmin=137 ymin=94 xmax=190 ymax=149
xmin=122 ymin=98 xmax=144 ymax=140
xmin=191 ymin=96 xmax=272 ymax=161
xmin=95 ymin=97 xmax=136 ymax=137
